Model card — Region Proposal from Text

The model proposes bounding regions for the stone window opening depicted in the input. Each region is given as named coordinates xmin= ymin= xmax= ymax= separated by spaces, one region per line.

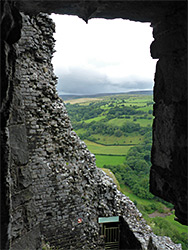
xmin=49 ymin=11 xmax=187 ymax=225
xmin=51 ymin=14 xmax=157 ymax=98
xmin=51 ymin=14 xmax=157 ymax=196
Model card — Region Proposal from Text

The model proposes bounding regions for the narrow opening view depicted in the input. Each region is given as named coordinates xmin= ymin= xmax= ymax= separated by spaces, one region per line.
xmin=50 ymin=14 xmax=187 ymax=249
xmin=1 ymin=1 xmax=187 ymax=250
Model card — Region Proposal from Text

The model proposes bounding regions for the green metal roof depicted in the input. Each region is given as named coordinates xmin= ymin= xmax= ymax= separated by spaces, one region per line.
xmin=98 ymin=216 xmax=119 ymax=224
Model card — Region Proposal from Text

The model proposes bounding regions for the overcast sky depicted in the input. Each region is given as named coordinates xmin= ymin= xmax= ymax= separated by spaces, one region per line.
xmin=51 ymin=14 xmax=157 ymax=95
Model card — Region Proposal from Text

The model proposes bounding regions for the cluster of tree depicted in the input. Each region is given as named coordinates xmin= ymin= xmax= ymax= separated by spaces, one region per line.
xmin=66 ymin=103 xmax=104 ymax=122
xmin=73 ymin=120 xmax=151 ymax=140
xmin=66 ymin=102 xmax=152 ymax=123
xmin=106 ymin=163 xmax=154 ymax=200
xmin=107 ymin=106 xmax=145 ymax=117
xmin=104 ymin=137 xmax=154 ymax=199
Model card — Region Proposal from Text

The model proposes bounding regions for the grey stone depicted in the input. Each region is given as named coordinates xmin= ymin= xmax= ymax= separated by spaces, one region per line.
xmin=9 ymin=124 xmax=29 ymax=165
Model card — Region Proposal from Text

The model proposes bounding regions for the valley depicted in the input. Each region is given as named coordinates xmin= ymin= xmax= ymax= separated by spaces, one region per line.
xmin=64 ymin=92 xmax=188 ymax=249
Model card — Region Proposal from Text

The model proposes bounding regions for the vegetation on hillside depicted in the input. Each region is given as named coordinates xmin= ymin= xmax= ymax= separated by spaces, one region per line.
xmin=65 ymin=93 xmax=188 ymax=249
xmin=104 ymin=137 xmax=154 ymax=200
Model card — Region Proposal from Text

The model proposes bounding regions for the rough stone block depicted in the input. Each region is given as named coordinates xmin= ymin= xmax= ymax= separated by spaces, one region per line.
xmin=9 ymin=124 xmax=29 ymax=165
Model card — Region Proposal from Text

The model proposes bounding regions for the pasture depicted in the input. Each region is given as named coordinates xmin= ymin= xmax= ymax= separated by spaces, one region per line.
xmin=84 ymin=140 xmax=132 ymax=156
xmin=95 ymin=155 xmax=125 ymax=167
xmin=107 ymin=117 xmax=153 ymax=127
xmin=65 ymin=97 xmax=101 ymax=104
xmin=89 ymin=133 xmax=144 ymax=145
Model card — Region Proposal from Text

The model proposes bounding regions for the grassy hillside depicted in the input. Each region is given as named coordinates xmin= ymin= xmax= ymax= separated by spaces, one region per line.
xmin=95 ymin=155 xmax=125 ymax=167
xmin=84 ymin=139 xmax=132 ymax=155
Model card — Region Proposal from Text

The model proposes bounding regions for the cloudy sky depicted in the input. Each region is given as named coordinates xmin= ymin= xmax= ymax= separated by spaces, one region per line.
xmin=51 ymin=14 xmax=157 ymax=95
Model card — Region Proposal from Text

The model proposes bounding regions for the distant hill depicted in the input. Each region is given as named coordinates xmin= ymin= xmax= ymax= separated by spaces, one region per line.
xmin=125 ymin=90 xmax=153 ymax=95
xmin=59 ymin=90 xmax=153 ymax=101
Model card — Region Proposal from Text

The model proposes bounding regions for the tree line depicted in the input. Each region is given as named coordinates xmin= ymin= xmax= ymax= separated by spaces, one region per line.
xmin=73 ymin=120 xmax=151 ymax=140
xmin=104 ymin=135 xmax=154 ymax=200
xmin=66 ymin=102 xmax=151 ymax=122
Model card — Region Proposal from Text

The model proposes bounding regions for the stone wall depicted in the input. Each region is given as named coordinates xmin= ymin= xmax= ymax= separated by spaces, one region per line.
xmin=0 ymin=1 xmax=22 ymax=249
xmin=7 ymin=13 xmax=181 ymax=250
xmin=150 ymin=5 xmax=187 ymax=225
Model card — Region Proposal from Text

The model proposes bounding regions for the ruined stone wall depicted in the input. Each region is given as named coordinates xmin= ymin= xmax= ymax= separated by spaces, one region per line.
xmin=7 ymin=13 xmax=181 ymax=250
xmin=150 ymin=5 xmax=187 ymax=225
xmin=0 ymin=1 xmax=23 ymax=249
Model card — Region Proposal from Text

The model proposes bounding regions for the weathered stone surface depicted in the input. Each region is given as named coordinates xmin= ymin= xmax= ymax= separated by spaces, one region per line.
xmin=11 ymin=224 xmax=41 ymax=250
xmin=16 ymin=1 xmax=185 ymax=23
xmin=9 ymin=124 xmax=29 ymax=165
xmin=0 ymin=1 xmax=23 ymax=249
xmin=148 ymin=234 xmax=182 ymax=250
xmin=150 ymin=5 xmax=187 ymax=225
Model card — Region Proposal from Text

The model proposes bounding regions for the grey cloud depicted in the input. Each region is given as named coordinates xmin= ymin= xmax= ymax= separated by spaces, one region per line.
xmin=56 ymin=67 xmax=153 ymax=95
xmin=113 ymin=79 xmax=153 ymax=90
xmin=56 ymin=67 xmax=111 ymax=94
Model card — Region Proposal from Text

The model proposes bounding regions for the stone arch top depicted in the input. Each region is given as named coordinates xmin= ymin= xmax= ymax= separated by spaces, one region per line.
xmin=16 ymin=1 xmax=185 ymax=25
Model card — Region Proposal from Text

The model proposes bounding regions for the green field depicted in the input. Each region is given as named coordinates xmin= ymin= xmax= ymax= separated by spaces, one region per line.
xmin=84 ymin=116 xmax=106 ymax=123
xmin=84 ymin=139 xmax=132 ymax=155
xmin=84 ymin=133 xmax=144 ymax=145
xmin=75 ymin=128 xmax=85 ymax=134
xmin=65 ymin=97 xmax=101 ymax=104
xmin=99 ymin=95 xmax=153 ymax=107
xmin=107 ymin=117 xmax=153 ymax=127
xmin=137 ymin=106 xmax=153 ymax=112
xmin=107 ymin=118 xmax=130 ymax=126
xmin=95 ymin=155 xmax=125 ymax=167
xmin=135 ymin=118 xmax=153 ymax=127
